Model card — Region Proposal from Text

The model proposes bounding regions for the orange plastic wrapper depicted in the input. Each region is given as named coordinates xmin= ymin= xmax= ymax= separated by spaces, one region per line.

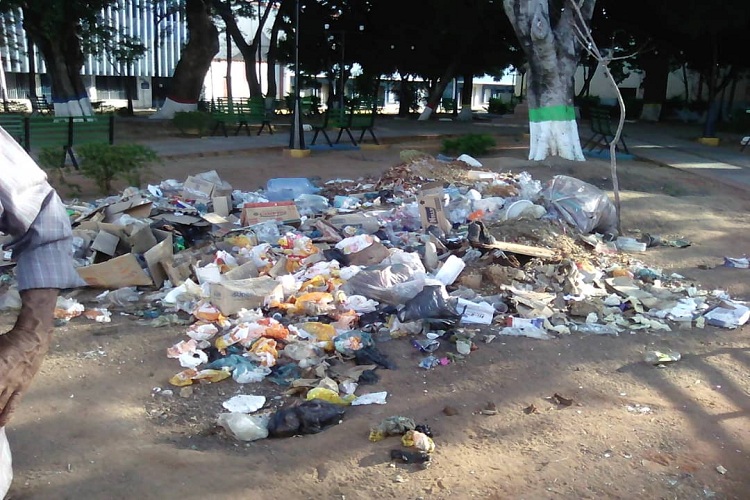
xmin=169 ymin=369 xmax=198 ymax=387
xmin=251 ymin=338 xmax=278 ymax=367
xmin=467 ymin=209 xmax=485 ymax=221
xmin=332 ymin=310 xmax=359 ymax=330
xmin=292 ymin=292 xmax=336 ymax=316
xmin=193 ymin=302 xmax=229 ymax=326
xmin=225 ymin=234 xmax=258 ymax=249
xmin=257 ymin=317 xmax=289 ymax=340
xmin=192 ymin=369 xmax=231 ymax=383
xmin=611 ymin=268 xmax=634 ymax=278
xmin=300 ymin=275 xmax=329 ymax=293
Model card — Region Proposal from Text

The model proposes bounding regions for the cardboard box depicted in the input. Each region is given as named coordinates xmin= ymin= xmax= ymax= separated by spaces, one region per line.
xmin=209 ymin=276 xmax=281 ymax=316
xmin=417 ymin=185 xmax=451 ymax=234
xmin=78 ymin=254 xmax=153 ymax=288
xmin=90 ymin=231 xmax=120 ymax=257
xmin=144 ymin=232 xmax=174 ymax=288
xmin=344 ymin=241 xmax=391 ymax=266
xmin=241 ymin=201 xmax=301 ymax=226
xmin=212 ymin=196 xmax=232 ymax=217
xmin=182 ymin=170 xmax=233 ymax=200
xmin=224 ymin=261 xmax=259 ymax=280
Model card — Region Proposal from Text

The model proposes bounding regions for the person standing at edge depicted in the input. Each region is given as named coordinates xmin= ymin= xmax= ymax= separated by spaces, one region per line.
xmin=0 ymin=125 xmax=85 ymax=497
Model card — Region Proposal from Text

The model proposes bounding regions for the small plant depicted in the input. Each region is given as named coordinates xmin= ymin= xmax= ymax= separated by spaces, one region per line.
xmin=487 ymin=97 xmax=515 ymax=115
xmin=76 ymin=143 xmax=158 ymax=194
xmin=173 ymin=110 xmax=215 ymax=136
xmin=442 ymin=133 xmax=496 ymax=157
xmin=37 ymin=147 xmax=82 ymax=195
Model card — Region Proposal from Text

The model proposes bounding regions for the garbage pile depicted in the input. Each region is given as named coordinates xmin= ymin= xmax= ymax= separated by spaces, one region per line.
xmin=1 ymin=153 xmax=748 ymax=445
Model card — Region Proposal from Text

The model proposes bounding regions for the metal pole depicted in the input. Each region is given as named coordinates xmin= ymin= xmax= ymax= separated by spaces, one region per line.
xmin=339 ymin=31 xmax=345 ymax=115
xmin=288 ymin=0 xmax=305 ymax=150
xmin=257 ymin=0 xmax=262 ymax=95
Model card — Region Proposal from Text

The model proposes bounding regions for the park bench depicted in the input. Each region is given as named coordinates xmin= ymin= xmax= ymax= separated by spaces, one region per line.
xmin=211 ymin=97 xmax=273 ymax=137
xmin=28 ymin=94 xmax=54 ymax=115
xmin=583 ymin=107 xmax=629 ymax=154
xmin=309 ymin=110 xmax=333 ymax=147
xmin=328 ymin=110 xmax=379 ymax=146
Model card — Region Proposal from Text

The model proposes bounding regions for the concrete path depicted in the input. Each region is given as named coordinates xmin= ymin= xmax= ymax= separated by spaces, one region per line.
xmin=135 ymin=115 xmax=750 ymax=192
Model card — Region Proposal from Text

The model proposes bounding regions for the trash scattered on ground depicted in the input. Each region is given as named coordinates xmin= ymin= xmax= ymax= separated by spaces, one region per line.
xmin=723 ymin=256 xmax=748 ymax=269
xmin=716 ymin=465 xmax=728 ymax=475
xmin=13 ymin=153 xmax=744 ymax=446
xmin=644 ymin=350 xmax=681 ymax=366
xmin=626 ymin=404 xmax=652 ymax=414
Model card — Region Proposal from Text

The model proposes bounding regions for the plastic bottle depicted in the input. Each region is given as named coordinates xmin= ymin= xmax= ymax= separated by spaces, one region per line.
xmin=616 ymin=237 xmax=647 ymax=253
xmin=265 ymin=178 xmax=319 ymax=201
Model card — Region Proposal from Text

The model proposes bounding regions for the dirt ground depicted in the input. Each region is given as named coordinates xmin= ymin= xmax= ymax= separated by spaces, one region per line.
xmin=5 ymin=135 xmax=750 ymax=499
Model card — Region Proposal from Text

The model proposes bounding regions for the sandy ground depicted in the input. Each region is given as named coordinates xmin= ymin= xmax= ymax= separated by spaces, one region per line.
xmin=4 ymin=136 xmax=750 ymax=499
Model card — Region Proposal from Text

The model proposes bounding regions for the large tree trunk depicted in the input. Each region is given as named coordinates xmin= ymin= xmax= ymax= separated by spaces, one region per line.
xmin=398 ymin=75 xmax=411 ymax=117
xmin=457 ymin=73 xmax=474 ymax=121
xmin=152 ymin=0 xmax=219 ymax=119
xmin=418 ymin=60 xmax=459 ymax=121
xmin=503 ymin=0 xmax=594 ymax=161
xmin=266 ymin=4 xmax=284 ymax=99
xmin=23 ymin=10 xmax=92 ymax=116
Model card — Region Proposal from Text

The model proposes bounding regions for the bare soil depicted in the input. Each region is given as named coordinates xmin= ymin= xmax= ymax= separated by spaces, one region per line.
xmin=5 ymin=136 xmax=750 ymax=499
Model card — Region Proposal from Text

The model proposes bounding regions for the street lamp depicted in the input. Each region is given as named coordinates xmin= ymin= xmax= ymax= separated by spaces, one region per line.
xmin=324 ymin=23 xmax=364 ymax=115
xmin=288 ymin=0 xmax=305 ymax=150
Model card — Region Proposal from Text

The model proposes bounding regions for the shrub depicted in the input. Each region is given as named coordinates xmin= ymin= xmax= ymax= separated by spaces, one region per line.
xmin=442 ymin=133 xmax=496 ymax=157
xmin=173 ymin=111 xmax=214 ymax=136
xmin=487 ymin=97 xmax=515 ymax=115
xmin=76 ymin=143 xmax=158 ymax=194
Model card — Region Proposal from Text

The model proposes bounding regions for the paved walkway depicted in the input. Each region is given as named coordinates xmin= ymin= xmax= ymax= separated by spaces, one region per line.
xmin=135 ymin=115 xmax=750 ymax=193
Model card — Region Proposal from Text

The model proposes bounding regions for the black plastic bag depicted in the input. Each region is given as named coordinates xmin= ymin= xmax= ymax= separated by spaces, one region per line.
xmin=398 ymin=285 xmax=460 ymax=322
xmin=267 ymin=401 xmax=345 ymax=438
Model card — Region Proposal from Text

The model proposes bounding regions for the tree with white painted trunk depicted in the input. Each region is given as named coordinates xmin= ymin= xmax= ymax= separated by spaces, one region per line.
xmin=503 ymin=0 xmax=595 ymax=161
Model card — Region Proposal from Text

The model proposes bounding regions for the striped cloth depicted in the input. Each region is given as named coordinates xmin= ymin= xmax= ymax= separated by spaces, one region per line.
xmin=0 ymin=126 xmax=85 ymax=290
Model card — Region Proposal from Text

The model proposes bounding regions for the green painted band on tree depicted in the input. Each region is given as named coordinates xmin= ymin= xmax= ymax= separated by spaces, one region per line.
xmin=528 ymin=105 xmax=576 ymax=122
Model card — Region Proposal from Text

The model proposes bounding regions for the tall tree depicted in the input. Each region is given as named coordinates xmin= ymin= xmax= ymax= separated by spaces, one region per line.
xmin=0 ymin=0 xmax=118 ymax=116
xmin=503 ymin=0 xmax=595 ymax=161
xmin=151 ymin=0 xmax=219 ymax=118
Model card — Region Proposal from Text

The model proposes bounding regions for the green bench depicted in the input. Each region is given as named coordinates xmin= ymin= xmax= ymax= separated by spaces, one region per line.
xmin=211 ymin=97 xmax=274 ymax=137
xmin=328 ymin=110 xmax=379 ymax=146
xmin=0 ymin=114 xmax=25 ymax=143
xmin=583 ymin=107 xmax=629 ymax=154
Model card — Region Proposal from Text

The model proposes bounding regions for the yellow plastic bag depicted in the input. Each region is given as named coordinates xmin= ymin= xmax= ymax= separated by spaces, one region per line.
xmin=305 ymin=387 xmax=354 ymax=406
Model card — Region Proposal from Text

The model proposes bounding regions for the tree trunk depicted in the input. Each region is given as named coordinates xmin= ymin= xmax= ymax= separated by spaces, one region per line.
xmin=418 ymin=60 xmax=459 ymax=121
xmin=152 ymin=0 xmax=219 ymax=119
xmin=23 ymin=10 xmax=92 ymax=116
xmin=503 ymin=0 xmax=593 ymax=161
xmin=681 ymin=63 xmax=690 ymax=102
xmin=458 ymin=73 xmax=474 ymax=121
xmin=397 ymin=74 xmax=410 ymax=117
xmin=266 ymin=4 xmax=284 ymax=99
xmin=577 ymin=60 xmax=596 ymax=97
xmin=226 ymin=29 xmax=233 ymax=100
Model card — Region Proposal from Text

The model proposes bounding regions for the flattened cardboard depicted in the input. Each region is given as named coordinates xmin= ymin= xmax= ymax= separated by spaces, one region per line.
xmin=90 ymin=231 xmax=120 ymax=257
xmin=144 ymin=233 xmax=173 ymax=288
xmin=224 ymin=261 xmax=259 ymax=280
xmin=162 ymin=257 xmax=192 ymax=286
xmin=209 ymin=276 xmax=281 ymax=316
xmin=78 ymin=253 xmax=153 ymax=288
xmin=345 ymin=241 xmax=390 ymax=266
xmin=212 ymin=196 xmax=232 ymax=217
xmin=241 ymin=201 xmax=300 ymax=226
xmin=182 ymin=176 xmax=216 ymax=199
xmin=129 ymin=225 xmax=158 ymax=254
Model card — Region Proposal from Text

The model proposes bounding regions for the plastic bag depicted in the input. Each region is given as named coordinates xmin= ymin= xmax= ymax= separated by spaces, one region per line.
xmin=343 ymin=263 xmax=426 ymax=305
xmin=541 ymin=175 xmax=618 ymax=235
xmin=267 ymin=400 xmax=346 ymax=438
xmin=295 ymin=193 xmax=329 ymax=216
xmin=398 ymin=285 xmax=459 ymax=322
xmin=217 ymin=413 xmax=269 ymax=441
xmin=333 ymin=331 xmax=374 ymax=356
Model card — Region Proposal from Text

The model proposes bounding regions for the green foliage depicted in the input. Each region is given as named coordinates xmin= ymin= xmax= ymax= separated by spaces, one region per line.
xmin=487 ymin=97 xmax=515 ymax=115
xmin=77 ymin=143 xmax=158 ymax=194
xmin=442 ymin=134 xmax=496 ymax=157
xmin=173 ymin=111 xmax=214 ymax=135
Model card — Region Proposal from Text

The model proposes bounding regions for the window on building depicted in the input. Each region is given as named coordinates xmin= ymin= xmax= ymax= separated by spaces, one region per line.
xmin=95 ymin=76 xmax=137 ymax=100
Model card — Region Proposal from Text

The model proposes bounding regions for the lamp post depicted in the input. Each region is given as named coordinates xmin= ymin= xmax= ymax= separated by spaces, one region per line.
xmin=288 ymin=0 xmax=305 ymax=150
